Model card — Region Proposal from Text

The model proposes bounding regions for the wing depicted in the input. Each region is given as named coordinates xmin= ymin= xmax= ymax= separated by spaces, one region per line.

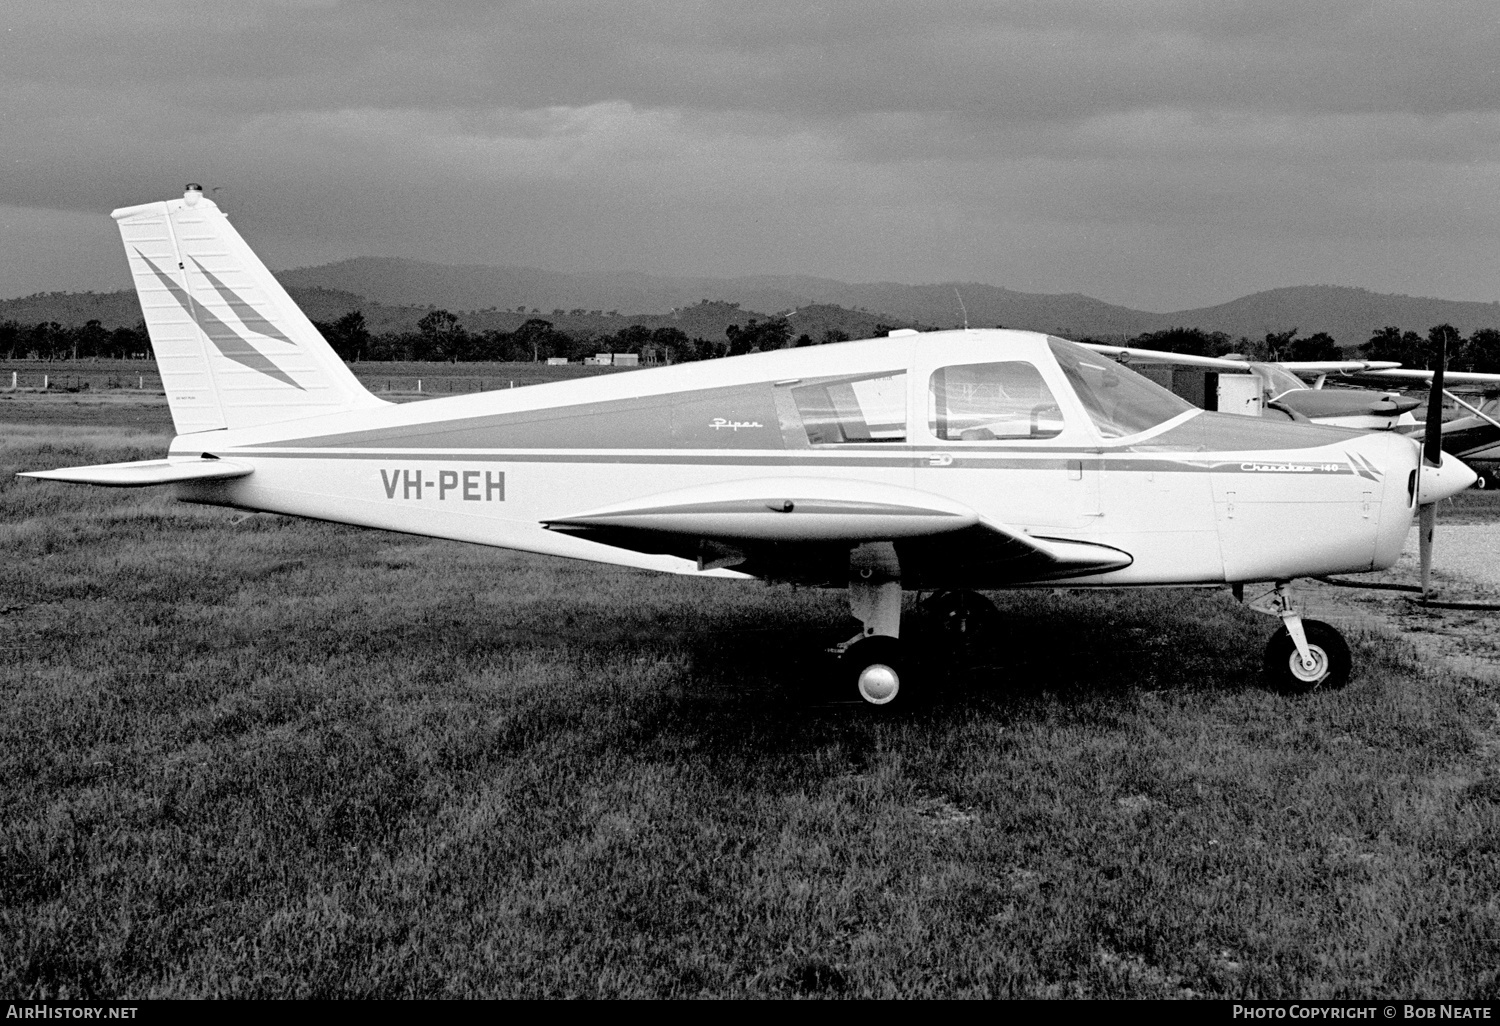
xmin=1078 ymin=343 xmax=1252 ymax=371
xmin=543 ymin=477 xmax=1132 ymax=588
xmin=18 ymin=457 xmax=253 ymax=487
xmin=1276 ymin=360 xmax=1402 ymax=375
xmin=1351 ymin=368 xmax=1500 ymax=389
xmin=1078 ymin=344 xmax=1400 ymax=380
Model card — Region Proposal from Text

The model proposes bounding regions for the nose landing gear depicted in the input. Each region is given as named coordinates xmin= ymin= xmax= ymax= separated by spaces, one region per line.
xmin=1249 ymin=581 xmax=1352 ymax=693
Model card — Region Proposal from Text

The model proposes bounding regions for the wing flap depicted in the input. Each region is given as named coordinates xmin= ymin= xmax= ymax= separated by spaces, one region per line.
xmin=18 ymin=457 xmax=253 ymax=487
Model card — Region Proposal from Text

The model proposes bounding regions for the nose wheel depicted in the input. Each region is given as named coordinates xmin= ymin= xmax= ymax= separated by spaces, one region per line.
xmin=1249 ymin=582 xmax=1352 ymax=694
xmin=1263 ymin=619 xmax=1351 ymax=693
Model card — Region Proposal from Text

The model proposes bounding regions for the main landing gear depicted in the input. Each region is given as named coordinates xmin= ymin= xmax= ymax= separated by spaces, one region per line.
xmin=837 ymin=543 xmax=1003 ymax=706
xmin=1250 ymin=581 xmax=1352 ymax=693
xmin=841 ymin=542 xmax=907 ymax=705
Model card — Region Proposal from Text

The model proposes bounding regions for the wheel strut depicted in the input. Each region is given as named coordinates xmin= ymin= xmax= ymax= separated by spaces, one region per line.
xmin=843 ymin=543 xmax=906 ymax=705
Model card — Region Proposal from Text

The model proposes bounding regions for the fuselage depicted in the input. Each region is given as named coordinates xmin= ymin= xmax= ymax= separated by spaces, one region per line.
xmin=166 ymin=330 xmax=1428 ymax=588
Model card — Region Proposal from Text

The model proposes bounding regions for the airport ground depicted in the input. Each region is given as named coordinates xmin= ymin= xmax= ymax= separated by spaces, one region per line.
xmin=2 ymin=390 xmax=1498 ymax=998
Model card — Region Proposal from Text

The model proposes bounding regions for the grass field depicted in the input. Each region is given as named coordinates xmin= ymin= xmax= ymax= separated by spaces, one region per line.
xmin=3 ymin=406 xmax=1499 ymax=998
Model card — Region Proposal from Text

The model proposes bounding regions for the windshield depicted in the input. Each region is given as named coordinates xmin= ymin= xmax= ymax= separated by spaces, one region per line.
xmin=1048 ymin=338 xmax=1196 ymax=438
xmin=1257 ymin=364 xmax=1306 ymax=399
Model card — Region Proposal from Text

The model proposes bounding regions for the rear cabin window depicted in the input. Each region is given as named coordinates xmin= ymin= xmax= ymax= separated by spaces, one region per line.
xmin=928 ymin=362 xmax=1064 ymax=440
xmin=790 ymin=373 xmax=907 ymax=445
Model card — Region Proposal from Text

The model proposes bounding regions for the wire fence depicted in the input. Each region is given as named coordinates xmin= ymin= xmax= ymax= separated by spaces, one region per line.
xmin=2 ymin=360 xmax=627 ymax=396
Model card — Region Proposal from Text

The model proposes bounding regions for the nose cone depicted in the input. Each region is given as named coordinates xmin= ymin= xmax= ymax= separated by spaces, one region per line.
xmin=1417 ymin=452 xmax=1478 ymax=504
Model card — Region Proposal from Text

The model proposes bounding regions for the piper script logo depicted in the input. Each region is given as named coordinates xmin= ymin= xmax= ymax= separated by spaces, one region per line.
xmin=381 ymin=469 xmax=505 ymax=501
xmin=709 ymin=418 xmax=764 ymax=431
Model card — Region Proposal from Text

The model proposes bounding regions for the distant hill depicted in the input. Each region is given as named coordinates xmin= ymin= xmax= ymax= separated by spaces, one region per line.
xmin=0 ymin=286 xmax=373 ymax=331
xmin=1159 ymin=285 xmax=1500 ymax=346
xmin=272 ymin=260 xmax=1500 ymax=344
xmin=6 ymin=259 xmax=1500 ymax=348
xmin=275 ymin=258 xmax=1154 ymax=337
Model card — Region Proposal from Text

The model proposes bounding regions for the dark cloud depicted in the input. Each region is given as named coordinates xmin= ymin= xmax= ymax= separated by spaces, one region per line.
xmin=3 ymin=0 xmax=1499 ymax=308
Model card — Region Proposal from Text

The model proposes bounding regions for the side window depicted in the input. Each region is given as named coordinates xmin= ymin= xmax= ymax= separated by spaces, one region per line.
xmin=929 ymin=362 xmax=1064 ymax=441
xmin=788 ymin=373 xmax=906 ymax=445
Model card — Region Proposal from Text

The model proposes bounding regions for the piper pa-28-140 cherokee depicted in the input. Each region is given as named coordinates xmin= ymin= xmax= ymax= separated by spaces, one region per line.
xmin=20 ymin=187 xmax=1479 ymax=704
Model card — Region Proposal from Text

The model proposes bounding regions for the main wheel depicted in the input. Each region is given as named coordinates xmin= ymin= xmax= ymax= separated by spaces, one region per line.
xmin=920 ymin=590 xmax=1002 ymax=663
xmin=844 ymin=636 xmax=906 ymax=705
xmin=1262 ymin=619 xmax=1351 ymax=694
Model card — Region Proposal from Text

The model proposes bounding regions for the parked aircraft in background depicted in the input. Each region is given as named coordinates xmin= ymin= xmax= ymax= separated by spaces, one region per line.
xmin=1090 ymin=343 xmax=1500 ymax=488
xmin=17 ymin=187 xmax=1479 ymax=704
xmin=1350 ymin=369 xmax=1500 ymax=490
xmin=1081 ymin=343 xmax=1420 ymax=430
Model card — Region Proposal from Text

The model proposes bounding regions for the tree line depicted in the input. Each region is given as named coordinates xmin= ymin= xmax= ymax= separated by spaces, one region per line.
xmin=1 ymin=319 xmax=152 ymax=360
xmin=4 ymin=310 xmax=1498 ymax=373
xmin=312 ymin=310 xmax=862 ymax=363
xmin=0 ymin=308 xmax=861 ymax=363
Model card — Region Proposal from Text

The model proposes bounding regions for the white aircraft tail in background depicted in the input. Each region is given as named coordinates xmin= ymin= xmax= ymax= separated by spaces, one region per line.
xmin=113 ymin=184 xmax=386 ymax=435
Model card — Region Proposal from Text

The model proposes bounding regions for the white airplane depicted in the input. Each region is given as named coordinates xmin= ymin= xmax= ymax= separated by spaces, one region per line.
xmin=1081 ymin=343 xmax=1420 ymax=430
xmin=19 ymin=187 xmax=1479 ymax=704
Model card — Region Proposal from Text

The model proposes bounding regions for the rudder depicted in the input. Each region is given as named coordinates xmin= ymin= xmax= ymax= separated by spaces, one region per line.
xmin=114 ymin=185 xmax=386 ymax=435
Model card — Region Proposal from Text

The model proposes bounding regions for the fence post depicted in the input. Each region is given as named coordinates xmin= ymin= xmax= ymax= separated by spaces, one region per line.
xmin=43 ymin=375 xmax=49 ymax=390
xmin=417 ymin=379 xmax=422 ymax=393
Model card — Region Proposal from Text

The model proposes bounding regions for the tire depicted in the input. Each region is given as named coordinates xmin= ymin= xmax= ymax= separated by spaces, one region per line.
xmin=844 ymin=636 xmax=907 ymax=706
xmin=921 ymin=590 xmax=1002 ymax=663
xmin=1475 ymin=471 xmax=1492 ymax=490
xmin=1262 ymin=619 xmax=1351 ymax=694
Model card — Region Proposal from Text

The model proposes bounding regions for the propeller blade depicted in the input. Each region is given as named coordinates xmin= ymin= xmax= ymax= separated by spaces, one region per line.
xmin=1418 ymin=502 xmax=1436 ymax=600
xmin=1423 ymin=336 xmax=1447 ymax=467
xmin=1418 ymin=335 xmax=1447 ymax=601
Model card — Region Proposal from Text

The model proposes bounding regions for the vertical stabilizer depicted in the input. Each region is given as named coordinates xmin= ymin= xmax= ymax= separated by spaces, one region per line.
xmin=114 ymin=186 xmax=386 ymax=435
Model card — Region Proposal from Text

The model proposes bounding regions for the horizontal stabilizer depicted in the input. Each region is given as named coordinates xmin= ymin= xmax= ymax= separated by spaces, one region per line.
xmin=19 ymin=457 xmax=253 ymax=488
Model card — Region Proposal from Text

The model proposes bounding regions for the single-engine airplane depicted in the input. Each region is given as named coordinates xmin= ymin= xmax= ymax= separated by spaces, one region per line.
xmin=18 ymin=187 xmax=1480 ymax=704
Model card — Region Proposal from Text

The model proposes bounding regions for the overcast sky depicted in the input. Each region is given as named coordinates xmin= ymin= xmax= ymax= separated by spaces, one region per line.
xmin=3 ymin=0 xmax=1499 ymax=310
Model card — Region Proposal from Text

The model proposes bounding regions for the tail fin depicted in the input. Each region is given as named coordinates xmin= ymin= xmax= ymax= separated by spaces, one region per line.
xmin=114 ymin=185 xmax=386 ymax=435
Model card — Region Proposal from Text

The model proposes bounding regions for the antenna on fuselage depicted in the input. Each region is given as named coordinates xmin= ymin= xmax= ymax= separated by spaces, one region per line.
xmin=953 ymin=287 xmax=969 ymax=331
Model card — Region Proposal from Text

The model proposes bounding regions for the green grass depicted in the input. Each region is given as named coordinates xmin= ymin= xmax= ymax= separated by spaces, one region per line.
xmin=2 ymin=423 xmax=1499 ymax=998
xmin=1443 ymin=487 xmax=1500 ymax=525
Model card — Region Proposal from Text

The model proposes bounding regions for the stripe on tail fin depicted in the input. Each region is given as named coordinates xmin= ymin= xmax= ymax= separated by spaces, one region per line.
xmin=114 ymin=186 xmax=386 ymax=435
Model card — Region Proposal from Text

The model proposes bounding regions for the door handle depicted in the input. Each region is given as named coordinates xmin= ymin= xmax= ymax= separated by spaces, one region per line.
xmin=927 ymin=453 xmax=954 ymax=467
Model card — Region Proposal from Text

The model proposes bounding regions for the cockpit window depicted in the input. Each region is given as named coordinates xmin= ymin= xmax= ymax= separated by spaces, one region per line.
xmin=1048 ymin=337 xmax=1195 ymax=438
xmin=929 ymin=361 xmax=1064 ymax=440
